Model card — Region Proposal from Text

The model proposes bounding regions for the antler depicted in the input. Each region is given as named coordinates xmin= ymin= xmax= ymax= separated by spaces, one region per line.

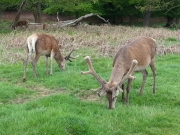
xmin=64 ymin=48 xmax=78 ymax=62
xmin=81 ymin=56 xmax=107 ymax=96
xmin=118 ymin=59 xmax=138 ymax=86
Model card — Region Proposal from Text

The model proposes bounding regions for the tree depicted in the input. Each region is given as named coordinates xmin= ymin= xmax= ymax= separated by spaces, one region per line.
xmin=11 ymin=0 xmax=27 ymax=29
xmin=163 ymin=0 xmax=180 ymax=27
xmin=22 ymin=0 xmax=53 ymax=23
xmin=132 ymin=0 xmax=167 ymax=26
xmin=92 ymin=0 xmax=129 ymax=24
xmin=0 ymin=0 xmax=21 ymax=13
xmin=44 ymin=0 xmax=97 ymax=18
xmin=1 ymin=0 xmax=180 ymax=27
xmin=121 ymin=0 xmax=141 ymax=25
xmin=0 ymin=0 xmax=43 ymax=23
xmin=30 ymin=0 xmax=42 ymax=23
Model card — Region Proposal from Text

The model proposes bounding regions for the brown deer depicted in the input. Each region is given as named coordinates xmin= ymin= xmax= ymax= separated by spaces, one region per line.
xmin=43 ymin=23 xmax=48 ymax=30
xmin=23 ymin=33 xmax=76 ymax=82
xmin=12 ymin=20 xmax=29 ymax=29
xmin=81 ymin=36 xmax=157 ymax=109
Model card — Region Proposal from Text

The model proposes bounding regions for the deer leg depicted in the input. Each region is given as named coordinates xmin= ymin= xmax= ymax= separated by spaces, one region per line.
xmin=32 ymin=54 xmax=41 ymax=78
xmin=150 ymin=60 xmax=156 ymax=94
xmin=139 ymin=69 xmax=148 ymax=95
xmin=50 ymin=51 xmax=55 ymax=75
xmin=45 ymin=56 xmax=48 ymax=74
xmin=126 ymin=79 xmax=133 ymax=105
xmin=121 ymin=83 xmax=126 ymax=102
xmin=23 ymin=53 xmax=31 ymax=82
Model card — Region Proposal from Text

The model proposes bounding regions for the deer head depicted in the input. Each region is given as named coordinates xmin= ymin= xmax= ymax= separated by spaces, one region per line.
xmin=81 ymin=56 xmax=138 ymax=109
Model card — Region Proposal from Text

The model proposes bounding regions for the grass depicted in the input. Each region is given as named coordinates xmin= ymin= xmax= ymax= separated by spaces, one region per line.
xmin=0 ymin=20 xmax=12 ymax=34
xmin=0 ymin=22 xmax=180 ymax=134
xmin=0 ymin=54 xmax=180 ymax=135
xmin=0 ymin=81 xmax=34 ymax=103
xmin=163 ymin=37 xmax=180 ymax=46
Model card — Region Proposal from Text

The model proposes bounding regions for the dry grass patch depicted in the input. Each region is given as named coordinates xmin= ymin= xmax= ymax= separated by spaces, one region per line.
xmin=74 ymin=90 xmax=100 ymax=102
xmin=9 ymin=86 xmax=65 ymax=104
xmin=0 ymin=25 xmax=180 ymax=65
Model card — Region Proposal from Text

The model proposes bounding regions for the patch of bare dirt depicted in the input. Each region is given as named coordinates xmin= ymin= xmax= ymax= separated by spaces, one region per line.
xmin=74 ymin=90 xmax=101 ymax=102
xmin=10 ymin=88 xmax=64 ymax=104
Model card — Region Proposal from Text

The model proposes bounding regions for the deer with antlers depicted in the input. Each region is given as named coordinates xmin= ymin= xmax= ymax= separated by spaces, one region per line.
xmin=81 ymin=36 xmax=157 ymax=109
xmin=23 ymin=33 xmax=76 ymax=82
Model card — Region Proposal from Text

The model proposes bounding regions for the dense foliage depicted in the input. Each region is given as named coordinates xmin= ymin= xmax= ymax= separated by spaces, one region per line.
xmin=0 ymin=0 xmax=180 ymax=25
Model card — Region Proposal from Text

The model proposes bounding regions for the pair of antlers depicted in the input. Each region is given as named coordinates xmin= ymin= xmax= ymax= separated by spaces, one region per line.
xmin=81 ymin=56 xmax=138 ymax=98
xmin=64 ymin=48 xmax=79 ymax=62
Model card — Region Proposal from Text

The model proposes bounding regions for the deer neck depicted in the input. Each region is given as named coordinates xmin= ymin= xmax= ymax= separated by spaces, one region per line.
xmin=107 ymin=63 xmax=126 ymax=88
xmin=54 ymin=51 xmax=64 ymax=63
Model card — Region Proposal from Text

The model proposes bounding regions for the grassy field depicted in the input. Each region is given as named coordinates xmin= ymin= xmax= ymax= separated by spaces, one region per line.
xmin=0 ymin=21 xmax=180 ymax=135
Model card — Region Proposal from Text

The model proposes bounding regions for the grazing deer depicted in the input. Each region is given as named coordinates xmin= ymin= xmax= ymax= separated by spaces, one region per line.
xmin=12 ymin=20 xmax=29 ymax=29
xmin=81 ymin=36 xmax=157 ymax=109
xmin=23 ymin=33 xmax=76 ymax=82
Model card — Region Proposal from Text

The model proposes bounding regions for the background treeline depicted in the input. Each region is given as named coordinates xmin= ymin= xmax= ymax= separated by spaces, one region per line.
xmin=0 ymin=0 xmax=180 ymax=27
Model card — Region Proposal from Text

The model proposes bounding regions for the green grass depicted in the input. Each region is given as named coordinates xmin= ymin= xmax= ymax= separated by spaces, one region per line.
xmin=0 ymin=82 xmax=34 ymax=104
xmin=0 ymin=20 xmax=12 ymax=34
xmin=163 ymin=37 xmax=180 ymax=46
xmin=0 ymin=54 xmax=180 ymax=135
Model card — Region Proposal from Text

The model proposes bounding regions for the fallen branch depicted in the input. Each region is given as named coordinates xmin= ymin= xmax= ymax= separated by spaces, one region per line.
xmin=57 ymin=13 xmax=109 ymax=27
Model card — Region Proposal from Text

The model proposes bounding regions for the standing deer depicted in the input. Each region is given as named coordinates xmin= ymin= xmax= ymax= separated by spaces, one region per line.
xmin=81 ymin=36 xmax=157 ymax=109
xmin=23 ymin=33 xmax=76 ymax=82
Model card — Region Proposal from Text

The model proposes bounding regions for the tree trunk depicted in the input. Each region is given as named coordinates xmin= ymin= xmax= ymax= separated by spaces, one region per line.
xmin=164 ymin=16 xmax=174 ymax=27
xmin=129 ymin=15 xmax=135 ymax=26
xmin=11 ymin=0 xmax=26 ymax=29
xmin=143 ymin=10 xmax=151 ymax=27
xmin=32 ymin=2 xmax=42 ymax=23
xmin=33 ymin=11 xmax=41 ymax=23
xmin=176 ymin=18 xmax=179 ymax=24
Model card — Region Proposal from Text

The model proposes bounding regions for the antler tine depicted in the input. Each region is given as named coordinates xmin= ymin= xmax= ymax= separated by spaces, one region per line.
xmin=118 ymin=59 xmax=138 ymax=86
xmin=92 ymin=87 xmax=106 ymax=97
xmin=65 ymin=48 xmax=78 ymax=62
xmin=81 ymin=56 xmax=107 ymax=85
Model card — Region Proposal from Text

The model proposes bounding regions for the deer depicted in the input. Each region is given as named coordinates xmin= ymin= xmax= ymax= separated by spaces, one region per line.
xmin=23 ymin=33 xmax=76 ymax=82
xmin=12 ymin=20 xmax=29 ymax=29
xmin=81 ymin=36 xmax=157 ymax=109
xmin=43 ymin=23 xmax=48 ymax=30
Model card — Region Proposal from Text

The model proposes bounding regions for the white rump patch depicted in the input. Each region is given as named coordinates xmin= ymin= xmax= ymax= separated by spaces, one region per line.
xmin=26 ymin=34 xmax=38 ymax=53
xmin=84 ymin=56 xmax=90 ymax=60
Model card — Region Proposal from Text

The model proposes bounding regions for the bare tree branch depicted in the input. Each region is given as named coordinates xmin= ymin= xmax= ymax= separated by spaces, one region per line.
xmin=165 ymin=5 xmax=180 ymax=14
xmin=57 ymin=13 xmax=109 ymax=27
xmin=11 ymin=0 xmax=27 ymax=29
